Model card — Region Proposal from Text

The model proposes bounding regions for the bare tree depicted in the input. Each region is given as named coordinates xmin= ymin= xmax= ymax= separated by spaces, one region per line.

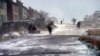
xmin=39 ymin=10 xmax=49 ymax=19
xmin=39 ymin=10 xmax=50 ymax=25
xmin=72 ymin=18 xmax=76 ymax=24
xmin=34 ymin=10 xmax=49 ymax=28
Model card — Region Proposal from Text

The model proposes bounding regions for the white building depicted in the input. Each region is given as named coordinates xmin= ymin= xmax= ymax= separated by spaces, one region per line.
xmin=82 ymin=11 xmax=100 ymax=27
xmin=83 ymin=15 xmax=94 ymax=27
xmin=84 ymin=15 xmax=93 ymax=21
xmin=93 ymin=11 xmax=100 ymax=21
xmin=92 ymin=11 xmax=100 ymax=26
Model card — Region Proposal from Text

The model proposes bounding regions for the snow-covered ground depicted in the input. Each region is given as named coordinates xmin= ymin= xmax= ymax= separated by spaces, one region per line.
xmin=0 ymin=24 xmax=95 ymax=56
xmin=52 ymin=24 xmax=88 ymax=35
xmin=27 ymin=24 xmax=88 ymax=36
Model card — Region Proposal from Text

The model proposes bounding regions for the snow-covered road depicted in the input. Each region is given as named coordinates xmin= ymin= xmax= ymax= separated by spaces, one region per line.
xmin=0 ymin=24 xmax=95 ymax=56
xmin=31 ymin=24 xmax=88 ymax=36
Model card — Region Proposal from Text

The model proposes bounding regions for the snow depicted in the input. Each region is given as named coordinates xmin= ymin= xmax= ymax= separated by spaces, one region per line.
xmin=0 ymin=24 xmax=92 ymax=55
xmin=2 ymin=32 xmax=21 ymax=38
xmin=52 ymin=24 xmax=88 ymax=35
xmin=22 ymin=24 xmax=88 ymax=37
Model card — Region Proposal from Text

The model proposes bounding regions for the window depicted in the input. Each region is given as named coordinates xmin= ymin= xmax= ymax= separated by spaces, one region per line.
xmin=0 ymin=2 xmax=4 ymax=9
xmin=0 ymin=15 xmax=4 ymax=22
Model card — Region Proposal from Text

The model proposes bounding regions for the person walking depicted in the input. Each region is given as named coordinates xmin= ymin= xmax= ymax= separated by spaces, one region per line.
xmin=77 ymin=21 xmax=81 ymax=28
xmin=47 ymin=23 xmax=53 ymax=34
xmin=61 ymin=20 xmax=63 ymax=24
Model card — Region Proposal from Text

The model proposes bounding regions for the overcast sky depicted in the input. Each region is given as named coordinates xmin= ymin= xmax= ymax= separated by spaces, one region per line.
xmin=15 ymin=0 xmax=100 ymax=23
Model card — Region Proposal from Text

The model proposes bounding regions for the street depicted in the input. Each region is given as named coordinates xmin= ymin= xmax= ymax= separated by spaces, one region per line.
xmin=0 ymin=24 xmax=96 ymax=56
xmin=0 ymin=0 xmax=100 ymax=56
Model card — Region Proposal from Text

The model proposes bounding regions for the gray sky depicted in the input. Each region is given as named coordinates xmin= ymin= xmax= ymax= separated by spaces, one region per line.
xmin=16 ymin=0 xmax=100 ymax=23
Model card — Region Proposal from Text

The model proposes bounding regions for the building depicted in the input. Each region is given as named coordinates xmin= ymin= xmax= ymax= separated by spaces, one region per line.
xmin=6 ymin=0 xmax=28 ymax=21
xmin=84 ymin=15 xmax=93 ymax=21
xmin=22 ymin=6 xmax=28 ymax=20
xmin=0 ymin=0 xmax=7 ymax=22
xmin=6 ymin=0 xmax=19 ymax=21
xmin=93 ymin=11 xmax=100 ymax=26
xmin=12 ymin=2 xmax=19 ymax=21
xmin=82 ymin=11 xmax=100 ymax=27
xmin=16 ymin=0 xmax=28 ymax=20
xmin=94 ymin=11 xmax=100 ymax=26
xmin=28 ymin=7 xmax=40 ymax=20
xmin=83 ymin=15 xmax=94 ymax=26
xmin=81 ymin=21 xmax=95 ymax=27
xmin=32 ymin=9 xmax=40 ymax=20
xmin=28 ymin=7 xmax=44 ymax=26
xmin=16 ymin=0 xmax=23 ymax=20
xmin=28 ymin=7 xmax=33 ymax=19
xmin=93 ymin=11 xmax=100 ymax=21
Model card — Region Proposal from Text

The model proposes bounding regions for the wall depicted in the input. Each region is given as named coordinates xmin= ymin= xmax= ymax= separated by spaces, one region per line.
xmin=0 ymin=0 xmax=7 ymax=22
xmin=12 ymin=4 xmax=19 ymax=21
xmin=22 ymin=7 xmax=28 ymax=20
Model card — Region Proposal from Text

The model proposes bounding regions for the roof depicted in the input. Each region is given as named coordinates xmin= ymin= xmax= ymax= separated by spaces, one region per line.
xmin=22 ymin=6 xmax=28 ymax=11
